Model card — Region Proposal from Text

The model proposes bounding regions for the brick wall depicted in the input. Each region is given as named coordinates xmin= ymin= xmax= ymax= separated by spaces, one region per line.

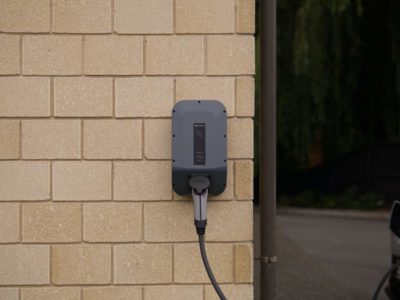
xmin=0 ymin=0 xmax=255 ymax=299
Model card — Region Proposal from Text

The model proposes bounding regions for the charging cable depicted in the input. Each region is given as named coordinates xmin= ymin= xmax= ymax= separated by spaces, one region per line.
xmin=372 ymin=260 xmax=400 ymax=300
xmin=189 ymin=176 xmax=227 ymax=300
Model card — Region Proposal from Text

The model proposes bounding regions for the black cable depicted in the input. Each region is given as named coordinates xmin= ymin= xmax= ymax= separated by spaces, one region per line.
xmin=372 ymin=261 xmax=400 ymax=300
xmin=198 ymin=234 xmax=227 ymax=300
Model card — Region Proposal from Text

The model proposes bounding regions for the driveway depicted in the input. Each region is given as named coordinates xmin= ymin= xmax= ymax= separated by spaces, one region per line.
xmin=254 ymin=207 xmax=391 ymax=299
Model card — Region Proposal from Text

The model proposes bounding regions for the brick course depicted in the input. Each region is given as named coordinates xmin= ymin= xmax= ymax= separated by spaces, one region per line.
xmin=115 ymin=77 xmax=174 ymax=117
xmin=175 ymin=0 xmax=234 ymax=33
xmin=54 ymin=78 xmax=113 ymax=117
xmin=0 ymin=204 xmax=20 ymax=242
xmin=0 ymin=120 xmax=19 ymax=159
xmin=53 ymin=161 xmax=111 ymax=201
xmin=83 ymin=287 xmax=142 ymax=300
xmin=21 ymin=288 xmax=80 ymax=300
xmin=114 ymin=0 xmax=173 ymax=34
xmin=23 ymin=36 xmax=82 ymax=75
xmin=52 ymin=245 xmax=111 ymax=284
xmin=0 ymin=245 xmax=49 ymax=285
xmin=83 ymin=203 xmax=142 ymax=242
xmin=0 ymin=77 xmax=50 ymax=117
xmin=0 ymin=35 xmax=20 ymax=75
xmin=84 ymin=36 xmax=143 ymax=75
xmin=0 ymin=0 xmax=49 ymax=33
xmin=22 ymin=203 xmax=81 ymax=242
xmin=114 ymin=244 xmax=172 ymax=284
xmin=83 ymin=120 xmax=142 ymax=159
xmin=22 ymin=120 xmax=81 ymax=159
xmin=207 ymin=36 xmax=255 ymax=75
xmin=146 ymin=36 xmax=204 ymax=75
xmin=0 ymin=162 xmax=50 ymax=201
xmin=53 ymin=0 xmax=112 ymax=33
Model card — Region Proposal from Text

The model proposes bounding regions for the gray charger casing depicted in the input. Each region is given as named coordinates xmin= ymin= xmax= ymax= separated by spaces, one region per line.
xmin=172 ymin=100 xmax=227 ymax=195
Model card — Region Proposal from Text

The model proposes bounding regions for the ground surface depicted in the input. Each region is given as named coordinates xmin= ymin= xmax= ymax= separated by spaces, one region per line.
xmin=254 ymin=207 xmax=391 ymax=299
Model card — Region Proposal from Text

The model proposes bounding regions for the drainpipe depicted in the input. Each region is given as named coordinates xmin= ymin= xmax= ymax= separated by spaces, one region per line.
xmin=260 ymin=0 xmax=277 ymax=298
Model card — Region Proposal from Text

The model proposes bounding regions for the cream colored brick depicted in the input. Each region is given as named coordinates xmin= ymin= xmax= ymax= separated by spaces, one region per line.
xmin=0 ymin=288 xmax=18 ymax=300
xmin=85 ymin=36 xmax=143 ymax=75
xmin=114 ymin=244 xmax=172 ymax=284
xmin=0 ymin=0 xmax=49 ymax=32
xmin=0 ymin=162 xmax=49 ymax=201
xmin=115 ymin=0 xmax=172 ymax=34
xmin=54 ymin=78 xmax=112 ymax=117
xmin=228 ymin=119 xmax=253 ymax=159
xmin=0 ymin=120 xmax=19 ymax=159
xmin=0 ymin=35 xmax=19 ymax=74
xmin=22 ymin=288 xmax=80 ymax=300
xmin=0 ymin=77 xmax=50 ymax=117
xmin=145 ymin=286 xmax=203 ymax=300
xmin=236 ymin=77 xmax=254 ymax=116
xmin=52 ymin=245 xmax=111 ymax=284
xmin=114 ymin=161 xmax=171 ymax=201
xmin=83 ymin=120 xmax=141 ymax=159
xmin=235 ymin=244 xmax=253 ymax=283
xmin=174 ymin=243 xmax=233 ymax=283
xmin=144 ymin=119 xmax=171 ymax=159
xmin=83 ymin=287 xmax=142 ymax=300
xmin=207 ymin=36 xmax=254 ymax=75
xmin=84 ymin=203 xmax=142 ymax=242
xmin=0 ymin=245 xmax=49 ymax=284
xmin=23 ymin=36 xmax=81 ymax=75
xmin=176 ymin=0 xmax=234 ymax=33
xmin=176 ymin=78 xmax=235 ymax=116
xmin=144 ymin=202 xmax=196 ymax=242
xmin=22 ymin=203 xmax=81 ymax=243
xmin=53 ymin=161 xmax=111 ymax=201
xmin=0 ymin=204 xmax=19 ymax=243
xmin=22 ymin=120 xmax=80 ymax=159
xmin=237 ymin=0 xmax=255 ymax=33
xmin=53 ymin=0 xmax=111 ymax=33
xmin=235 ymin=160 xmax=253 ymax=200
xmin=205 ymin=285 xmax=253 ymax=300
xmin=146 ymin=36 xmax=204 ymax=75
xmin=145 ymin=199 xmax=249 ymax=242
xmin=207 ymin=201 xmax=252 ymax=241
xmin=115 ymin=77 xmax=173 ymax=118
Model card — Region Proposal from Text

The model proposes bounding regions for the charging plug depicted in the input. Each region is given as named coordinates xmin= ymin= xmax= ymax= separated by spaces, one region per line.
xmin=189 ymin=175 xmax=227 ymax=300
xmin=189 ymin=176 xmax=210 ymax=235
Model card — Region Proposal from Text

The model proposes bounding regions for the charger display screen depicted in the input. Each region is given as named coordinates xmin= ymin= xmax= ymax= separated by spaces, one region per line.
xmin=194 ymin=123 xmax=206 ymax=165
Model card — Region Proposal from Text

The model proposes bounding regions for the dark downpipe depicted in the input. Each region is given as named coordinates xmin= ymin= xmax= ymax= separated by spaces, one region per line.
xmin=260 ymin=0 xmax=277 ymax=299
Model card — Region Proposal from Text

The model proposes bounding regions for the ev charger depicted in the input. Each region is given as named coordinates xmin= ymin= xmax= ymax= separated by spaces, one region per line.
xmin=172 ymin=100 xmax=227 ymax=232
xmin=172 ymin=100 xmax=227 ymax=300
xmin=172 ymin=100 xmax=227 ymax=196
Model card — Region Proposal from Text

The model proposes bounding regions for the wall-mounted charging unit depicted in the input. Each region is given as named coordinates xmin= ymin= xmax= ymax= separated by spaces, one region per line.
xmin=172 ymin=100 xmax=227 ymax=196
xmin=172 ymin=100 xmax=227 ymax=300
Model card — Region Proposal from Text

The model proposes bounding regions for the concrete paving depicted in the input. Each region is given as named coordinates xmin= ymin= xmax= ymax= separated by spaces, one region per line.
xmin=254 ymin=207 xmax=391 ymax=299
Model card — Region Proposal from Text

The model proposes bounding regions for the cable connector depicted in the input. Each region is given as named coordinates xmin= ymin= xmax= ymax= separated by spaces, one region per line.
xmin=189 ymin=176 xmax=227 ymax=299
xmin=189 ymin=176 xmax=210 ymax=235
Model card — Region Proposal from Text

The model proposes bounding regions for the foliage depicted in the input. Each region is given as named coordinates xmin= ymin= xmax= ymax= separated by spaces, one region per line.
xmin=278 ymin=189 xmax=384 ymax=210
xmin=270 ymin=0 xmax=400 ymax=172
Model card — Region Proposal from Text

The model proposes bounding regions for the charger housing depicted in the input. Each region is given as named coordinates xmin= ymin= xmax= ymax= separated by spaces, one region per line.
xmin=172 ymin=100 xmax=227 ymax=196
